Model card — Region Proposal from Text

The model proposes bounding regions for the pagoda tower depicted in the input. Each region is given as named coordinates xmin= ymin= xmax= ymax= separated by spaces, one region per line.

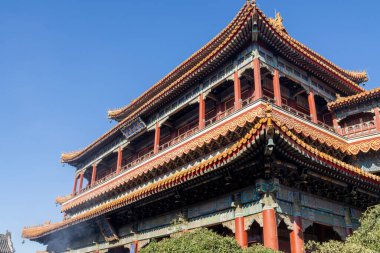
xmin=23 ymin=2 xmax=380 ymax=253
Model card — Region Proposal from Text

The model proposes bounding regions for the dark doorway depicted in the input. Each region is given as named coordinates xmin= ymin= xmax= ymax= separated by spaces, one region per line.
xmin=304 ymin=223 xmax=342 ymax=243
xmin=247 ymin=220 xmax=263 ymax=246
xmin=208 ymin=224 xmax=234 ymax=237
xmin=108 ymin=246 xmax=130 ymax=253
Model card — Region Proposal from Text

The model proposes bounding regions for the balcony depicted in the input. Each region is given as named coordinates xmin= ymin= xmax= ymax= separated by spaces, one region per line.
xmin=341 ymin=120 xmax=377 ymax=138
xmin=74 ymin=95 xmax=345 ymax=198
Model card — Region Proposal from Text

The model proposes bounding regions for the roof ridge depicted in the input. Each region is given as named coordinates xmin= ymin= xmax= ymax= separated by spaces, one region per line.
xmin=107 ymin=2 xmax=252 ymax=119
xmin=61 ymin=3 xmax=254 ymax=163
xmin=264 ymin=12 xmax=368 ymax=83
xmin=256 ymin=9 xmax=367 ymax=90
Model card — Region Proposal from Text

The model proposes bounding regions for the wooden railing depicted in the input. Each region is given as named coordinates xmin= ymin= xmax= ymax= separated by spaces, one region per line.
xmin=341 ymin=121 xmax=377 ymax=138
xmin=75 ymin=95 xmax=344 ymax=196
xmin=159 ymin=126 xmax=199 ymax=151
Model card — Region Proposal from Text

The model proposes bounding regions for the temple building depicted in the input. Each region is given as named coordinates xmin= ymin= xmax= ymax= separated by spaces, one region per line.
xmin=0 ymin=231 xmax=15 ymax=253
xmin=23 ymin=1 xmax=380 ymax=253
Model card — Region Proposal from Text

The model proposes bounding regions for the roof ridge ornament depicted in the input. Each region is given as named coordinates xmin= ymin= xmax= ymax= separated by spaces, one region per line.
xmin=268 ymin=12 xmax=288 ymax=34
xmin=246 ymin=0 xmax=256 ymax=7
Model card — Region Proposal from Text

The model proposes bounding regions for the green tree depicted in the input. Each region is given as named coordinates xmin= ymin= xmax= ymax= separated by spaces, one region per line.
xmin=306 ymin=204 xmax=380 ymax=253
xmin=140 ymin=228 xmax=241 ymax=253
xmin=243 ymin=244 xmax=280 ymax=253
xmin=140 ymin=228 xmax=279 ymax=253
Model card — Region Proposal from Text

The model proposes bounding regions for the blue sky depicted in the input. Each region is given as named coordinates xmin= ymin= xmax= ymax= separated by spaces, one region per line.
xmin=0 ymin=1 xmax=378 ymax=252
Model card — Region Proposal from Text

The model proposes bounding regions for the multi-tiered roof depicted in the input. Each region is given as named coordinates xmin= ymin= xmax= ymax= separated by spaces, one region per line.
xmin=60 ymin=1 xmax=368 ymax=167
xmin=0 ymin=232 xmax=15 ymax=253
xmin=23 ymin=1 xmax=379 ymax=246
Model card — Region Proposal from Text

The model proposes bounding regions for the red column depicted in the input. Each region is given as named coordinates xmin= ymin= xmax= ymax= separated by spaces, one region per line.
xmin=154 ymin=122 xmax=160 ymax=154
xmin=263 ymin=208 xmax=279 ymax=250
xmin=90 ymin=163 xmax=97 ymax=187
xmin=234 ymin=71 xmax=242 ymax=110
xmin=78 ymin=173 xmax=84 ymax=193
xmin=235 ymin=217 xmax=248 ymax=248
xmin=199 ymin=94 xmax=206 ymax=129
xmin=72 ymin=175 xmax=79 ymax=195
xmin=234 ymin=197 xmax=248 ymax=248
xmin=116 ymin=146 xmax=123 ymax=174
xmin=273 ymin=69 xmax=282 ymax=106
xmin=290 ymin=199 xmax=304 ymax=253
xmin=290 ymin=216 xmax=304 ymax=253
xmin=374 ymin=107 xmax=380 ymax=132
xmin=253 ymin=58 xmax=262 ymax=100
xmin=308 ymin=89 xmax=318 ymax=124
xmin=132 ymin=240 xmax=139 ymax=253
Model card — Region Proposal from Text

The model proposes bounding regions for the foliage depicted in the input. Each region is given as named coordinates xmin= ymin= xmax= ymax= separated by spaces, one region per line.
xmin=306 ymin=204 xmax=380 ymax=253
xmin=140 ymin=228 xmax=241 ymax=253
xmin=243 ymin=244 xmax=280 ymax=253
xmin=140 ymin=228 xmax=280 ymax=253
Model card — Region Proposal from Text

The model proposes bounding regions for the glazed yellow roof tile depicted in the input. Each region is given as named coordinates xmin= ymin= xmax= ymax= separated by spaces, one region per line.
xmin=23 ymin=112 xmax=380 ymax=240
xmin=328 ymin=87 xmax=380 ymax=110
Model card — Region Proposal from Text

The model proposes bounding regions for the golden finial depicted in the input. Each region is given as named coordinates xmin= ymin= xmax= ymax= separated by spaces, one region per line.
xmin=268 ymin=12 xmax=287 ymax=33
xmin=247 ymin=0 xmax=256 ymax=6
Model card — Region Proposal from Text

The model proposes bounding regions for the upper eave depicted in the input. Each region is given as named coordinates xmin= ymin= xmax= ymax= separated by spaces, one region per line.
xmin=61 ymin=2 xmax=255 ymax=164
xmin=328 ymin=86 xmax=380 ymax=110
xmin=108 ymin=3 xmax=366 ymax=121
xmin=62 ymin=2 xmax=368 ymax=165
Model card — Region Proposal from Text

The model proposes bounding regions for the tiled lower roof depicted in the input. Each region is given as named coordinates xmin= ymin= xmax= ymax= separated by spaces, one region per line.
xmin=22 ymin=107 xmax=380 ymax=240
xmin=0 ymin=232 xmax=14 ymax=253
xmin=328 ymin=87 xmax=380 ymax=110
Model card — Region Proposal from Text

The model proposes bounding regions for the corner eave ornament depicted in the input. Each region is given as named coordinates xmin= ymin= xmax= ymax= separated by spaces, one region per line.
xmin=268 ymin=12 xmax=288 ymax=34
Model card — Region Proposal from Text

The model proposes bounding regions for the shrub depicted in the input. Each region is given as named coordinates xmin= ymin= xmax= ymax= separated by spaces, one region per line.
xmin=244 ymin=244 xmax=280 ymax=253
xmin=140 ymin=228 xmax=241 ymax=253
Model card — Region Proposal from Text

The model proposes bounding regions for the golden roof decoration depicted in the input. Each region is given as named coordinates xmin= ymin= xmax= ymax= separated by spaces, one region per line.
xmin=60 ymin=151 xmax=81 ymax=163
xmin=268 ymin=12 xmax=287 ymax=34
xmin=55 ymin=195 xmax=73 ymax=205
xmin=328 ymin=87 xmax=380 ymax=110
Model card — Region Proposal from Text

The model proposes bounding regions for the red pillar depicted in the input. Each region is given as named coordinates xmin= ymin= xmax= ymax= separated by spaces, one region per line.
xmin=72 ymin=175 xmax=79 ymax=195
xmin=234 ymin=197 xmax=248 ymax=248
xmin=234 ymin=71 xmax=242 ymax=110
xmin=235 ymin=217 xmax=248 ymax=248
xmin=78 ymin=173 xmax=84 ymax=194
xmin=374 ymin=107 xmax=380 ymax=132
xmin=290 ymin=199 xmax=304 ymax=253
xmin=263 ymin=208 xmax=279 ymax=250
xmin=290 ymin=216 xmax=304 ymax=253
xmin=90 ymin=163 xmax=97 ymax=187
xmin=131 ymin=240 xmax=139 ymax=253
xmin=154 ymin=122 xmax=160 ymax=154
xmin=273 ymin=69 xmax=282 ymax=106
xmin=308 ymin=89 xmax=318 ymax=124
xmin=199 ymin=94 xmax=206 ymax=129
xmin=253 ymin=58 xmax=262 ymax=100
xmin=116 ymin=146 xmax=123 ymax=174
